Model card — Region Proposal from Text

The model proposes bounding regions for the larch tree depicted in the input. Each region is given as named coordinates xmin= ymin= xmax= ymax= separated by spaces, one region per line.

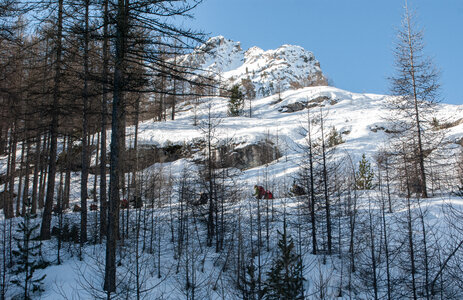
xmin=104 ymin=0 xmax=206 ymax=293
xmin=388 ymin=1 xmax=440 ymax=198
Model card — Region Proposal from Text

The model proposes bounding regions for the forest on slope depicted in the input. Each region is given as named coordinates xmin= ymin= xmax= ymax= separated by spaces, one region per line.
xmin=0 ymin=0 xmax=463 ymax=298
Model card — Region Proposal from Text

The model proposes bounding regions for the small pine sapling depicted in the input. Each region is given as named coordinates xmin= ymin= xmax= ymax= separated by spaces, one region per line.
xmin=228 ymin=84 xmax=244 ymax=116
xmin=11 ymin=203 xmax=47 ymax=299
xmin=326 ymin=126 xmax=344 ymax=148
xmin=356 ymin=154 xmax=375 ymax=190
xmin=264 ymin=220 xmax=304 ymax=299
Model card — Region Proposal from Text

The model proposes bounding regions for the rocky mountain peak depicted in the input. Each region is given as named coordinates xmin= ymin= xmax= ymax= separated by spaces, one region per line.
xmin=181 ymin=36 xmax=327 ymax=98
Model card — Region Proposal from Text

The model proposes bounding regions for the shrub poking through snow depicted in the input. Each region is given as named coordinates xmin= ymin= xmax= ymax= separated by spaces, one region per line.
xmin=326 ymin=126 xmax=344 ymax=148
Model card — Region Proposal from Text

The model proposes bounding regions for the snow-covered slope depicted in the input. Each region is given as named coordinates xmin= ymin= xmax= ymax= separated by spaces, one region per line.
xmin=2 ymin=35 xmax=463 ymax=300
xmin=132 ymin=85 xmax=463 ymax=188
xmin=29 ymin=86 xmax=463 ymax=299
xmin=180 ymin=36 xmax=327 ymax=97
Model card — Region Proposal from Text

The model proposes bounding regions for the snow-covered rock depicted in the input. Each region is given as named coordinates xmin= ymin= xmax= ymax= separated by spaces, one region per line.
xmin=180 ymin=36 xmax=327 ymax=98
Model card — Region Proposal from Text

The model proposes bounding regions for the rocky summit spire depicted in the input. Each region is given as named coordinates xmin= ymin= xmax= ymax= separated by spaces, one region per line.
xmin=180 ymin=36 xmax=327 ymax=98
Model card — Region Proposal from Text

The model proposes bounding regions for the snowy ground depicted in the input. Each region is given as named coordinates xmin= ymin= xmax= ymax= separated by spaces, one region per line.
xmin=3 ymin=191 xmax=463 ymax=299
xmin=1 ymin=85 xmax=463 ymax=299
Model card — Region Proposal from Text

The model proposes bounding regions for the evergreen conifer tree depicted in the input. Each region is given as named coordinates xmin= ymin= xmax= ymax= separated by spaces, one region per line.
xmin=326 ymin=126 xmax=344 ymax=148
xmin=264 ymin=220 xmax=304 ymax=300
xmin=356 ymin=154 xmax=374 ymax=190
xmin=239 ymin=258 xmax=259 ymax=300
xmin=11 ymin=203 xmax=47 ymax=299
xmin=228 ymin=84 xmax=244 ymax=116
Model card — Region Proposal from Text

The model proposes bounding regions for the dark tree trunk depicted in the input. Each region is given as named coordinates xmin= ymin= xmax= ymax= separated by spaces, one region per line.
xmin=320 ymin=108 xmax=332 ymax=254
xmin=16 ymin=139 xmax=25 ymax=217
xmin=63 ymin=135 xmax=72 ymax=209
xmin=80 ymin=0 xmax=90 ymax=245
xmin=31 ymin=134 xmax=41 ymax=214
xmin=5 ymin=126 xmax=16 ymax=218
xmin=38 ymin=133 xmax=49 ymax=210
xmin=41 ymin=0 xmax=64 ymax=240
xmin=307 ymin=108 xmax=317 ymax=255
xmin=104 ymin=0 xmax=126 ymax=291
xmin=99 ymin=0 xmax=109 ymax=238
xmin=22 ymin=141 xmax=31 ymax=216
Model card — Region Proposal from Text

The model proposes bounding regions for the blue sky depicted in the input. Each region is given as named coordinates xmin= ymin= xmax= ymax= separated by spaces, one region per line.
xmin=185 ymin=0 xmax=463 ymax=104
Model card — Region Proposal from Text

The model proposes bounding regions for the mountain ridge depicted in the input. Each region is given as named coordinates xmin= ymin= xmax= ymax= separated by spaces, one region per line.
xmin=180 ymin=35 xmax=327 ymax=97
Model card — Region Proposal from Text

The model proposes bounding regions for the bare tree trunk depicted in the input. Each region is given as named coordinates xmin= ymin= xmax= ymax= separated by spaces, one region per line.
xmin=31 ymin=134 xmax=41 ymax=214
xmin=41 ymin=0 xmax=64 ymax=240
xmin=171 ymin=51 xmax=177 ymax=121
xmin=417 ymin=200 xmax=430 ymax=300
xmin=6 ymin=126 xmax=16 ymax=219
xmin=368 ymin=196 xmax=378 ymax=300
xmin=405 ymin=7 xmax=428 ymax=198
xmin=3 ymin=128 xmax=12 ymax=218
xmin=63 ymin=135 xmax=72 ymax=209
xmin=307 ymin=108 xmax=317 ymax=254
xmin=378 ymin=167 xmax=392 ymax=300
xmin=99 ymin=0 xmax=109 ymax=240
xmin=206 ymin=107 xmax=215 ymax=247
xmin=16 ymin=138 xmax=25 ymax=217
xmin=104 ymin=0 xmax=126 ymax=290
xmin=80 ymin=0 xmax=91 ymax=246
xmin=404 ymin=147 xmax=418 ymax=300
xmin=22 ymin=141 xmax=31 ymax=216
xmin=320 ymin=108 xmax=332 ymax=254
xmin=38 ymin=133 xmax=49 ymax=210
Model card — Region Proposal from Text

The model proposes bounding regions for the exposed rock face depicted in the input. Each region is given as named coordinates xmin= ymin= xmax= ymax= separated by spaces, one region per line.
xmin=213 ymin=141 xmax=281 ymax=170
xmin=57 ymin=144 xmax=97 ymax=172
xmin=67 ymin=139 xmax=280 ymax=174
xmin=438 ymin=118 xmax=463 ymax=130
xmin=278 ymin=95 xmax=334 ymax=113
xmin=279 ymin=102 xmax=306 ymax=113
xmin=123 ymin=144 xmax=188 ymax=172
xmin=369 ymin=125 xmax=386 ymax=133
xmin=83 ymin=144 xmax=190 ymax=174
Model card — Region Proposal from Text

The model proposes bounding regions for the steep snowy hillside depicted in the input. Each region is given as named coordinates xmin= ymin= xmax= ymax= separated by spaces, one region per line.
xmin=2 ymin=86 xmax=463 ymax=299
xmin=131 ymin=85 xmax=463 ymax=189
xmin=180 ymin=36 xmax=327 ymax=97
xmin=12 ymin=86 xmax=463 ymax=300
xmin=2 ymin=34 xmax=463 ymax=299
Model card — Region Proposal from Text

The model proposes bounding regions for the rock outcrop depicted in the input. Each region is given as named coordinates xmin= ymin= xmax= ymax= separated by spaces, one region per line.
xmin=213 ymin=140 xmax=281 ymax=170
xmin=278 ymin=95 xmax=334 ymax=113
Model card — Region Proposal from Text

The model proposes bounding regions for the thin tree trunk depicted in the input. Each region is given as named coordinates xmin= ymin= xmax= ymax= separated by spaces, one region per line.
xmin=405 ymin=6 xmax=428 ymax=198
xmin=63 ymin=135 xmax=72 ymax=209
xmin=22 ymin=141 xmax=31 ymax=216
xmin=379 ymin=168 xmax=392 ymax=300
xmin=38 ymin=133 xmax=49 ymax=210
xmin=104 ymin=0 xmax=126 ymax=290
xmin=368 ymin=197 xmax=378 ymax=300
xmin=41 ymin=0 xmax=64 ymax=240
xmin=307 ymin=108 xmax=317 ymax=255
xmin=31 ymin=133 xmax=41 ymax=214
xmin=7 ymin=126 xmax=17 ymax=219
xmin=99 ymin=0 xmax=109 ymax=240
xmin=320 ymin=108 xmax=332 ymax=254
xmin=403 ymin=147 xmax=418 ymax=300
xmin=80 ymin=0 xmax=91 ymax=245
xmin=16 ymin=138 xmax=25 ymax=217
